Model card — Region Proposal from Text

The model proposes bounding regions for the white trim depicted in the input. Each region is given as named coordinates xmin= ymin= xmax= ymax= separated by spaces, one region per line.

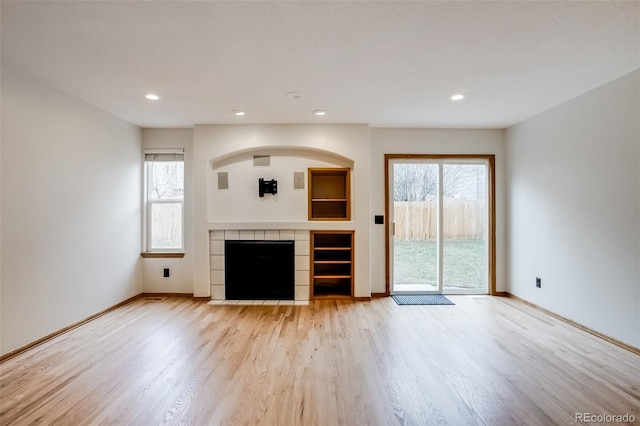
xmin=147 ymin=199 xmax=183 ymax=204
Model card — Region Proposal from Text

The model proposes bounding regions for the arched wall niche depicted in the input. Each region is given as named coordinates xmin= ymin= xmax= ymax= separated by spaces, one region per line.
xmin=209 ymin=146 xmax=354 ymax=169
xmin=207 ymin=146 xmax=354 ymax=223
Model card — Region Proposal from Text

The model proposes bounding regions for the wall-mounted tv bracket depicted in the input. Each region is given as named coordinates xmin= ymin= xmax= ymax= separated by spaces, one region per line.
xmin=259 ymin=178 xmax=278 ymax=197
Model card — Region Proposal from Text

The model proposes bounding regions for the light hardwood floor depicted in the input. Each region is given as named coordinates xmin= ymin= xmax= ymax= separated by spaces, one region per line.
xmin=1 ymin=296 xmax=638 ymax=425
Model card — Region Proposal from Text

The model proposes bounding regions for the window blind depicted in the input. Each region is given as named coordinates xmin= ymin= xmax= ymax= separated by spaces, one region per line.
xmin=144 ymin=153 xmax=184 ymax=162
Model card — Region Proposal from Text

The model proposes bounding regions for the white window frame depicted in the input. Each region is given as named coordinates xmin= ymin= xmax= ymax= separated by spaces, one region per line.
xmin=143 ymin=149 xmax=185 ymax=253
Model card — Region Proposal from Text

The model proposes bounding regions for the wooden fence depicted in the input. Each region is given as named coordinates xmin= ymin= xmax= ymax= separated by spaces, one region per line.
xmin=394 ymin=200 xmax=485 ymax=240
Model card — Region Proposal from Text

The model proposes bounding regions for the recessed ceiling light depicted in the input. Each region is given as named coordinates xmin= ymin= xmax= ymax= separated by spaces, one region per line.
xmin=312 ymin=110 xmax=326 ymax=116
xmin=232 ymin=110 xmax=245 ymax=116
xmin=286 ymin=91 xmax=304 ymax=100
xmin=451 ymin=94 xmax=465 ymax=101
xmin=145 ymin=94 xmax=160 ymax=100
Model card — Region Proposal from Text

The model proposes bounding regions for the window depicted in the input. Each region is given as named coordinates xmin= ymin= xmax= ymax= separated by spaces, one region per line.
xmin=144 ymin=150 xmax=184 ymax=252
xmin=386 ymin=154 xmax=495 ymax=295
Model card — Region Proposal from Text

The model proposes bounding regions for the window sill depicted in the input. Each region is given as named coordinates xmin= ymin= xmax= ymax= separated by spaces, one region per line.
xmin=141 ymin=252 xmax=185 ymax=258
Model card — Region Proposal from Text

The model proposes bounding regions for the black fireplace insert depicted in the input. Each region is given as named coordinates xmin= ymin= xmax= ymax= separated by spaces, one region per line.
xmin=225 ymin=240 xmax=295 ymax=300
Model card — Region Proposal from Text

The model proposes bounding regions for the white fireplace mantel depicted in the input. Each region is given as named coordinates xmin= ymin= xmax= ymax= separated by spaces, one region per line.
xmin=206 ymin=221 xmax=355 ymax=231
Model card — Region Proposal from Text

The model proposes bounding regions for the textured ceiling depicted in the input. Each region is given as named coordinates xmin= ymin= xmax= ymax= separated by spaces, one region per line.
xmin=2 ymin=1 xmax=639 ymax=128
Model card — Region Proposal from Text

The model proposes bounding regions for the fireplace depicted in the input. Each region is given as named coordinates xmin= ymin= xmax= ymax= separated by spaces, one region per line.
xmin=225 ymin=240 xmax=295 ymax=300
xmin=210 ymin=229 xmax=310 ymax=301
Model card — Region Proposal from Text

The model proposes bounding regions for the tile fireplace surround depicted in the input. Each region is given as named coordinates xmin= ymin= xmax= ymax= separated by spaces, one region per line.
xmin=209 ymin=229 xmax=310 ymax=301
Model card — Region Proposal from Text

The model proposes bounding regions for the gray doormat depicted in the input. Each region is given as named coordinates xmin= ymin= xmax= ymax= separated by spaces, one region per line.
xmin=391 ymin=294 xmax=455 ymax=305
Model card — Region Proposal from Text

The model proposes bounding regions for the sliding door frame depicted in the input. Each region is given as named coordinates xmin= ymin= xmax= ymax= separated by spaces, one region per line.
xmin=384 ymin=154 xmax=496 ymax=296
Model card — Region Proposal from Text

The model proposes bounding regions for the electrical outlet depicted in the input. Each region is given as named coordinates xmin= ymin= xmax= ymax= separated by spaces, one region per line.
xmin=536 ymin=277 xmax=541 ymax=288
xmin=164 ymin=268 xmax=170 ymax=278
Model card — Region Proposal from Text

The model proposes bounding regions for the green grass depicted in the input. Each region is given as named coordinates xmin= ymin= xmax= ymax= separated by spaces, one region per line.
xmin=393 ymin=239 xmax=486 ymax=289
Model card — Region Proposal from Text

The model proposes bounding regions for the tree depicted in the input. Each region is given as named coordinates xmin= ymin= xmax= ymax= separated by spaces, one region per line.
xmin=394 ymin=163 xmax=485 ymax=201
xmin=394 ymin=164 xmax=437 ymax=201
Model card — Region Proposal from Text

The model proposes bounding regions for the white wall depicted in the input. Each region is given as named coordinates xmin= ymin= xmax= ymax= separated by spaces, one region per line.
xmin=192 ymin=124 xmax=371 ymax=298
xmin=506 ymin=70 xmax=640 ymax=347
xmin=141 ymin=128 xmax=194 ymax=294
xmin=369 ymin=129 xmax=507 ymax=294
xmin=1 ymin=70 xmax=142 ymax=355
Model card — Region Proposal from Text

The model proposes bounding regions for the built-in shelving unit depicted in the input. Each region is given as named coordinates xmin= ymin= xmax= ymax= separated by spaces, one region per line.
xmin=311 ymin=231 xmax=354 ymax=299
xmin=308 ymin=168 xmax=350 ymax=221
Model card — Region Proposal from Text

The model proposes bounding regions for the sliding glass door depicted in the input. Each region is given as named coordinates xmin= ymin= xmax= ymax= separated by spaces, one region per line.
xmin=388 ymin=157 xmax=490 ymax=295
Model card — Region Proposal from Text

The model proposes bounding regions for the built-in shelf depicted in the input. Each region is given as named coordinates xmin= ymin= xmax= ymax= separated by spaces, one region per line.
xmin=311 ymin=231 xmax=354 ymax=299
xmin=308 ymin=168 xmax=351 ymax=221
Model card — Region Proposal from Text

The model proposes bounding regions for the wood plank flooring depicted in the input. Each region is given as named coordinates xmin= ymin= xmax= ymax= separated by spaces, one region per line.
xmin=1 ymin=296 xmax=638 ymax=425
